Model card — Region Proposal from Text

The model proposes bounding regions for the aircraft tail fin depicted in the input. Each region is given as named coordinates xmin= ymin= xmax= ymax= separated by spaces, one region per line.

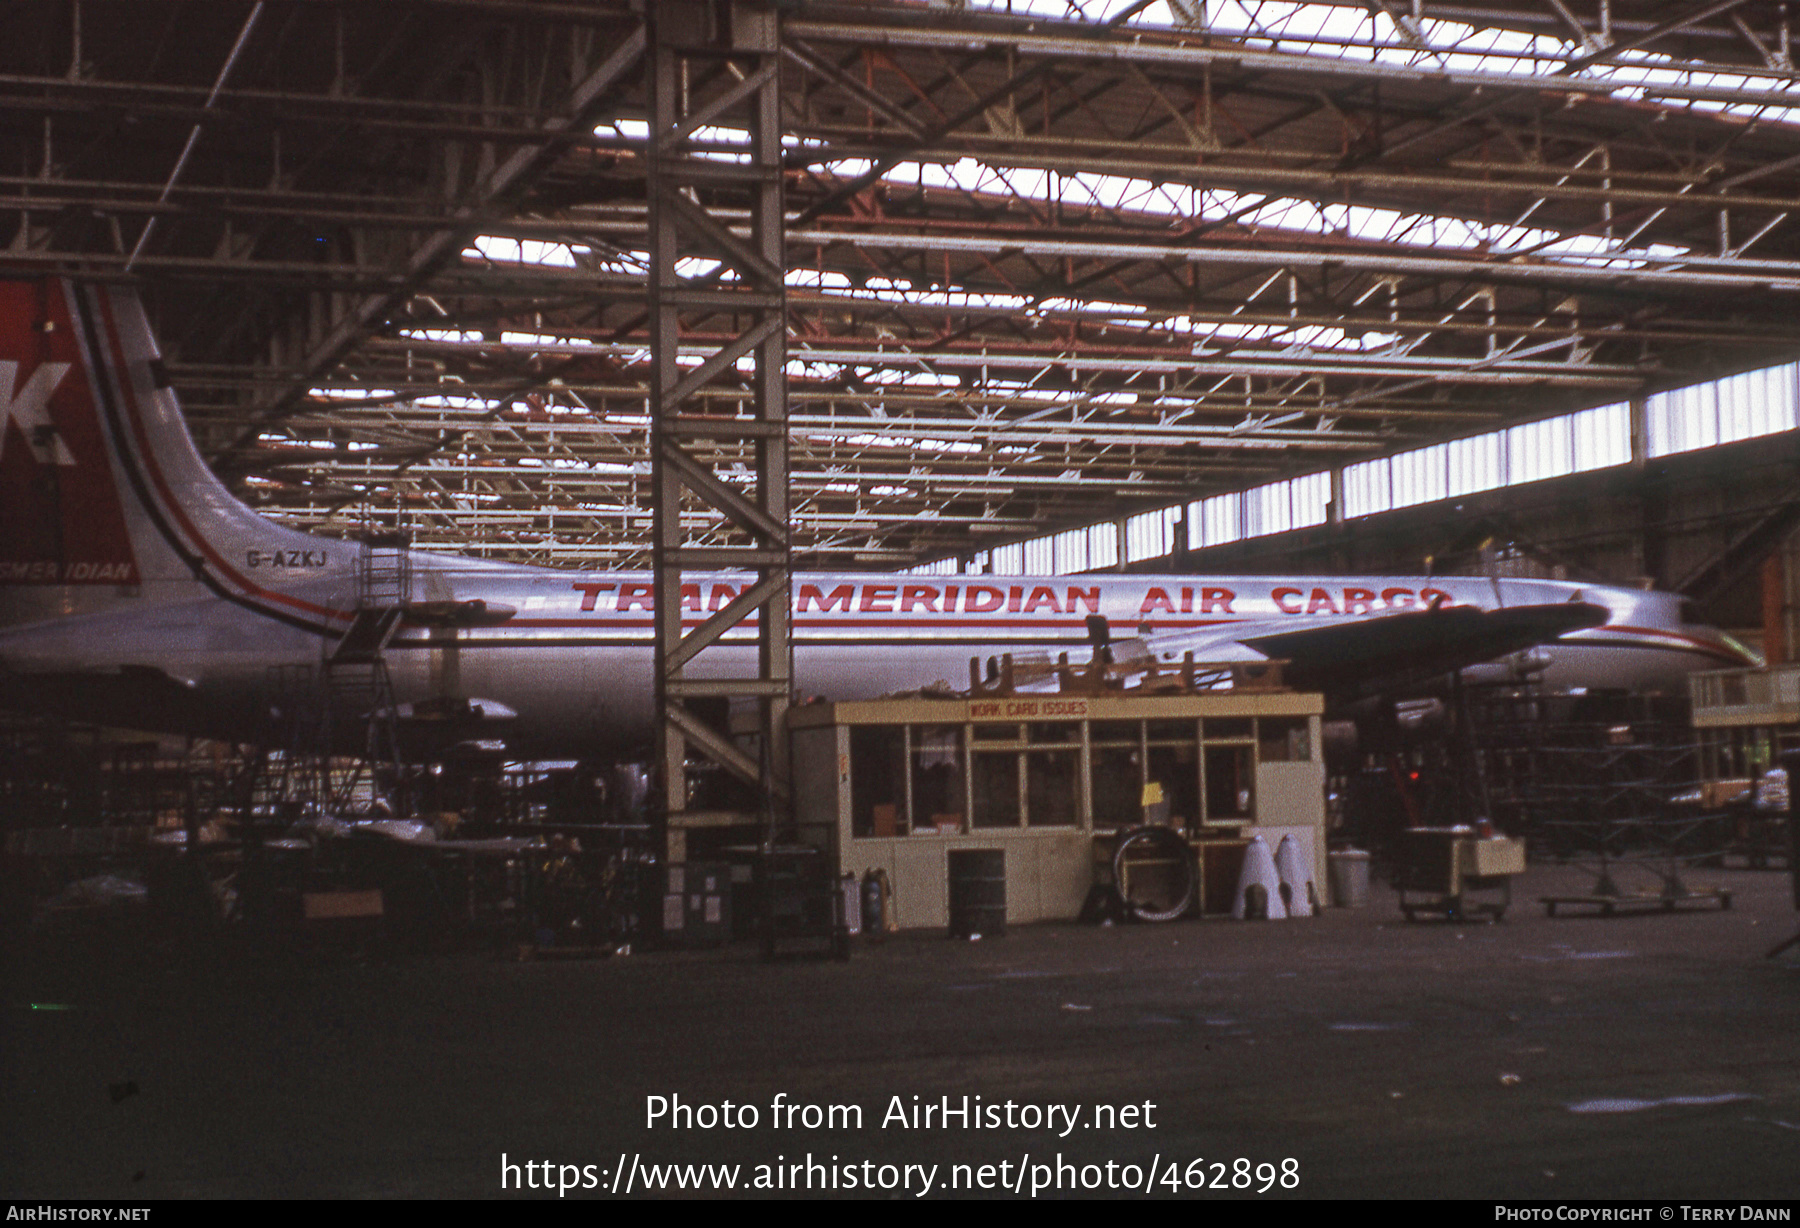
xmin=0 ymin=276 xmax=352 ymax=629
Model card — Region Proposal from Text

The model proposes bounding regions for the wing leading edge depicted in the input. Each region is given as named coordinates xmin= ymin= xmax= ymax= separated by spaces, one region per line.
xmin=1122 ymin=600 xmax=1613 ymax=703
xmin=1235 ymin=600 xmax=1611 ymax=701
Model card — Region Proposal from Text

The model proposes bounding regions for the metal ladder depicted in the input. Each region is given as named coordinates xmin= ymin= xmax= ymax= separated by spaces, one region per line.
xmin=319 ymin=532 xmax=413 ymax=813
xmin=249 ymin=662 xmax=326 ymax=815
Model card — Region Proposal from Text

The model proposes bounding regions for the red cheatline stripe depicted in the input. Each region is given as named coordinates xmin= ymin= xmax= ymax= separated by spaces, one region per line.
xmin=1596 ymin=623 xmax=1757 ymax=660
xmin=499 ymin=616 xmax=1238 ymax=630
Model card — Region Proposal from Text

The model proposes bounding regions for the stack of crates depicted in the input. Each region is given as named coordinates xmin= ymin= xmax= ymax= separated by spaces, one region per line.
xmin=756 ymin=846 xmax=850 ymax=960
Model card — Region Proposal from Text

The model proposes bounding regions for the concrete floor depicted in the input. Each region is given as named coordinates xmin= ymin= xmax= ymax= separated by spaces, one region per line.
xmin=4 ymin=862 xmax=1799 ymax=1200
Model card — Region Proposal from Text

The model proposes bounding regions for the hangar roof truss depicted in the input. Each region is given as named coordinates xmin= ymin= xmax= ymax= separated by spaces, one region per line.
xmin=7 ymin=0 xmax=1800 ymax=566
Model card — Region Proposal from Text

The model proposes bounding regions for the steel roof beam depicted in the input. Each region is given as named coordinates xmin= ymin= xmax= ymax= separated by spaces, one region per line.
xmin=788 ymin=16 xmax=1800 ymax=110
xmin=213 ymin=21 xmax=648 ymax=456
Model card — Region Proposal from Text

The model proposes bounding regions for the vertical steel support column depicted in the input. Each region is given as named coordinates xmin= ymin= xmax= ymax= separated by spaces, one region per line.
xmin=648 ymin=0 xmax=792 ymax=859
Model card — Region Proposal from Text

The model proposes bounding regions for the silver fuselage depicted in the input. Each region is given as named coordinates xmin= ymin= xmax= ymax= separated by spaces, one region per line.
xmin=0 ymin=278 xmax=1759 ymax=756
xmin=0 ymin=562 xmax=1752 ymax=755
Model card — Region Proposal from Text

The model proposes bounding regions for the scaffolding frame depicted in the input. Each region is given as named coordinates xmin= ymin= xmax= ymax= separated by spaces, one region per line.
xmin=648 ymin=0 xmax=793 ymax=860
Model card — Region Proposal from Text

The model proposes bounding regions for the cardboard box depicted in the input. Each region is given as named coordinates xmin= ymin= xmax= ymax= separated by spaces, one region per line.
xmin=302 ymin=890 xmax=384 ymax=920
xmin=1703 ymin=779 xmax=1753 ymax=808
xmin=1461 ymin=837 xmax=1525 ymax=877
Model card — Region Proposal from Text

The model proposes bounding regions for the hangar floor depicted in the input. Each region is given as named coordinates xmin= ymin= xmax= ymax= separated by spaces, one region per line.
xmin=4 ymin=864 xmax=1797 ymax=1201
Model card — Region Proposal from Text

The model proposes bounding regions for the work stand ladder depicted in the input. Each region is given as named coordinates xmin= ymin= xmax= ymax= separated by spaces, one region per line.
xmin=320 ymin=532 xmax=412 ymax=814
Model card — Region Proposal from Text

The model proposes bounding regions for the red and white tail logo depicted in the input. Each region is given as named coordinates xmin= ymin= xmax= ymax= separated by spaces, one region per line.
xmin=0 ymin=280 xmax=140 ymax=586
xmin=4 ymin=277 xmax=360 ymax=631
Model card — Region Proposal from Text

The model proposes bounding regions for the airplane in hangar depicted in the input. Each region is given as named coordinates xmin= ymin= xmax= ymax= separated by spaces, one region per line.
xmin=0 ymin=276 xmax=1760 ymax=757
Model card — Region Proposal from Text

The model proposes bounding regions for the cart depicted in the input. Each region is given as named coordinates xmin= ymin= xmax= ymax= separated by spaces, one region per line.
xmin=1396 ymin=829 xmax=1525 ymax=922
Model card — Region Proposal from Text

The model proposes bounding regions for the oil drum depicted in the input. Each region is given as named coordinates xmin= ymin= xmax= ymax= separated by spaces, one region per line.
xmin=947 ymin=849 xmax=1006 ymax=939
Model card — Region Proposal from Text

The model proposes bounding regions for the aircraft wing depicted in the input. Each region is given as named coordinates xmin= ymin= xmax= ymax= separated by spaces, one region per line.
xmin=1149 ymin=600 xmax=1611 ymax=702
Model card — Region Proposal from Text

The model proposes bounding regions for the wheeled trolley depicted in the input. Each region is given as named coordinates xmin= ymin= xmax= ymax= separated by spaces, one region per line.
xmin=1396 ymin=829 xmax=1525 ymax=923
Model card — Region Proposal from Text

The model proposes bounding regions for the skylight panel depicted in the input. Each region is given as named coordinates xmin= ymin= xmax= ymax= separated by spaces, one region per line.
xmin=1125 ymin=505 xmax=1182 ymax=562
xmin=1506 ymin=417 xmax=1574 ymax=484
xmin=958 ymin=1 xmax=1800 ymax=126
xmin=466 ymin=235 xmax=580 ymax=268
xmin=1340 ymin=457 xmax=1391 ymax=519
xmin=310 ymin=386 xmax=399 ymax=401
xmin=804 ymin=155 xmax=1701 ymax=265
xmin=399 ymin=328 xmax=483 ymax=344
xmin=1087 ymin=522 xmax=1120 ymax=569
xmin=414 ymin=395 xmax=494 ymax=412
xmin=1445 ymin=432 xmax=1502 ymax=499
xmin=1572 ymin=403 xmax=1632 ymax=471
xmin=1647 ymin=366 xmax=1800 ymax=458
xmin=1289 ymin=470 xmax=1330 ymax=527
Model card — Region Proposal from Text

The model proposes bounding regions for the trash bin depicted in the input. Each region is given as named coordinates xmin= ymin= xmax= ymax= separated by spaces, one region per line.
xmin=1327 ymin=848 xmax=1371 ymax=908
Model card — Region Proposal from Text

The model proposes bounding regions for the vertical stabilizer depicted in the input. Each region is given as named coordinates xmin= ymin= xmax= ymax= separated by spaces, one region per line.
xmin=0 ymin=277 xmax=353 ymax=629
